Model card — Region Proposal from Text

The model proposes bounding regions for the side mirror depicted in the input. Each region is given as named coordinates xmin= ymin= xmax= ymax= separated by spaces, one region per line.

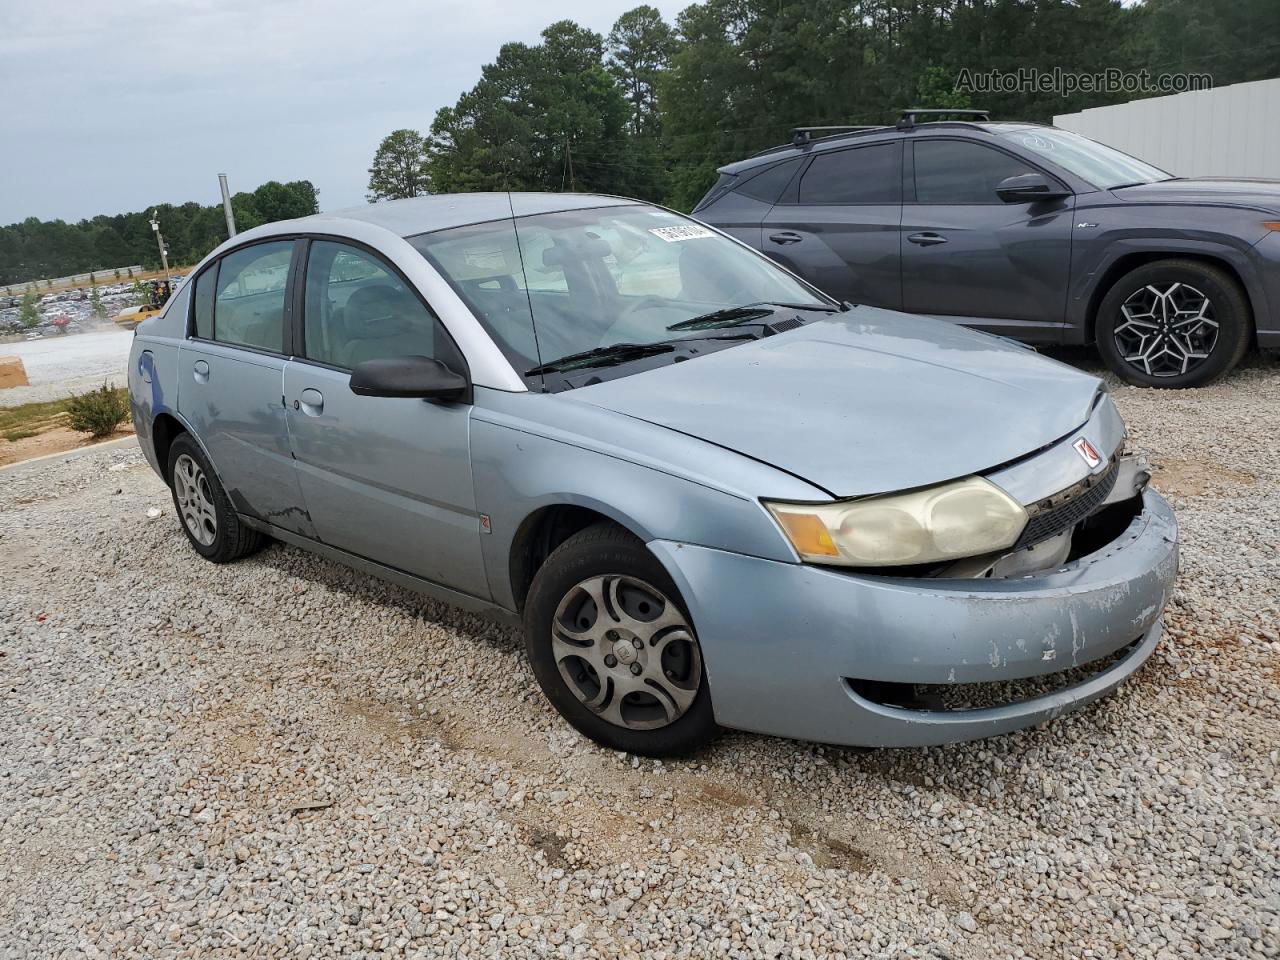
xmin=996 ymin=173 xmax=1071 ymax=204
xmin=349 ymin=355 xmax=469 ymax=401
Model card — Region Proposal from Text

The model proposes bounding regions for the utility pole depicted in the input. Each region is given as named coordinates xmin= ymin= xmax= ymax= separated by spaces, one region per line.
xmin=148 ymin=210 xmax=170 ymax=280
xmin=218 ymin=173 xmax=237 ymax=238
xmin=566 ymin=141 xmax=575 ymax=192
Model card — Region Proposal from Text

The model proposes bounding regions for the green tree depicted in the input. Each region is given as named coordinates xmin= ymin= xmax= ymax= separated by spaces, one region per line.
xmin=427 ymin=21 xmax=630 ymax=195
xmin=367 ymin=129 xmax=432 ymax=201
xmin=607 ymin=6 xmax=679 ymax=137
xmin=90 ymin=285 xmax=108 ymax=321
xmin=253 ymin=180 xmax=321 ymax=223
xmin=19 ymin=291 xmax=40 ymax=328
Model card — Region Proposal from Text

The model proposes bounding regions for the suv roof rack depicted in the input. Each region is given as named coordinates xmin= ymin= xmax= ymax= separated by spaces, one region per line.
xmin=896 ymin=108 xmax=990 ymax=130
xmin=789 ymin=125 xmax=881 ymax=146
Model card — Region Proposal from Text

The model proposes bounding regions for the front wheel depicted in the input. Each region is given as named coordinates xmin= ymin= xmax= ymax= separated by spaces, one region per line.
xmin=1095 ymin=259 xmax=1252 ymax=388
xmin=523 ymin=523 xmax=718 ymax=756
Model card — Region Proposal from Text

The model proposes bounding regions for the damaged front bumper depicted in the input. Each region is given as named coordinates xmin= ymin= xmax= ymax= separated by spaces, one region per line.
xmin=650 ymin=488 xmax=1178 ymax=748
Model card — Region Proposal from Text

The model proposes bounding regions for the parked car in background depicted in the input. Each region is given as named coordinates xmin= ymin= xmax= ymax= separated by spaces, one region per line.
xmin=696 ymin=109 xmax=1280 ymax=387
xmin=128 ymin=193 xmax=1176 ymax=756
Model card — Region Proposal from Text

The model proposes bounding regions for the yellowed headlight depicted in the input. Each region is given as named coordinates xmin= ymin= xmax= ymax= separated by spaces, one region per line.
xmin=765 ymin=477 xmax=1028 ymax=567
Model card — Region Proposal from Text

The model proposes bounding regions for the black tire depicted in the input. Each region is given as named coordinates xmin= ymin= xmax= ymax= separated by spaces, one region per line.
xmin=1095 ymin=258 xmax=1252 ymax=388
xmin=522 ymin=522 xmax=718 ymax=756
xmin=166 ymin=433 xmax=264 ymax=563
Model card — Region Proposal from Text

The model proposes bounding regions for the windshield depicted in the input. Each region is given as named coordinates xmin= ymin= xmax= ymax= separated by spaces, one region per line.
xmin=996 ymin=126 xmax=1170 ymax=189
xmin=409 ymin=204 xmax=828 ymax=381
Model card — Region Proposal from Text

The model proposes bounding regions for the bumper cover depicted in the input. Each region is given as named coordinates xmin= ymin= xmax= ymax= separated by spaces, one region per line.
xmin=650 ymin=488 xmax=1178 ymax=747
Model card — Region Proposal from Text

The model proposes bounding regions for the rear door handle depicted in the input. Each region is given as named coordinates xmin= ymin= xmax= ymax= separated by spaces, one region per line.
xmin=192 ymin=359 xmax=210 ymax=383
xmin=297 ymin=387 xmax=324 ymax=416
xmin=907 ymin=232 xmax=948 ymax=246
xmin=768 ymin=231 xmax=803 ymax=245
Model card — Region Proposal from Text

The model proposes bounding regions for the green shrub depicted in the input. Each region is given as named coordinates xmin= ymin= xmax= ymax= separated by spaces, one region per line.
xmin=66 ymin=385 xmax=129 ymax=438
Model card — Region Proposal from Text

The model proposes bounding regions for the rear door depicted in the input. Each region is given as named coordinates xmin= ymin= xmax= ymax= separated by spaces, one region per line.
xmin=178 ymin=240 xmax=314 ymax=536
xmin=761 ymin=141 xmax=902 ymax=308
xmin=694 ymin=158 xmax=805 ymax=251
xmin=282 ymin=239 xmax=488 ymax=597
xmin=900 ymin=138 xmax=1075 ymax=341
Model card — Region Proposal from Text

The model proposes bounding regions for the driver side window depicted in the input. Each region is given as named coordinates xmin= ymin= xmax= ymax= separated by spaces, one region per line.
xmin=302 ymin=241 xmax=457 ymax=371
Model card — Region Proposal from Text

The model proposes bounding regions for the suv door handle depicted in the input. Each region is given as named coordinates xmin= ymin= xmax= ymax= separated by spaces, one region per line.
xmin=768 ymin=231 xmax=803 ymax=245
xmin=907 ymin=232 xmax=948 ymax=246
xmin=297 ymin=387 xmax=324 ymax=416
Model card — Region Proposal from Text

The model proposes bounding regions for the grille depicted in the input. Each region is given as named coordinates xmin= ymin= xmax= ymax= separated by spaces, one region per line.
xmin=1014 ymin=457 xmax=1120 ymax=550
xmin=847 ymin=636 xmax=1143 ymax=713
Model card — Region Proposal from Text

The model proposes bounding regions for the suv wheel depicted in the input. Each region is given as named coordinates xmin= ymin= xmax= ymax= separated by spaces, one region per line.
xmin=1095 ymin=259 xmax=1251 ymax=388
xmin=523 ymin=523 xmax=718 ymax=756
xmin=167 ymin=434 xmax=265 ymax=563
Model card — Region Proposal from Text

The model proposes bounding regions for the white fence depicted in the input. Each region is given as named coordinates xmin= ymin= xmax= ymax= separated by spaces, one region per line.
xmin=1054 ymin=77 xmax=1280 ymax=179
xmin=2 ymin=265 xmax=145 ymax=296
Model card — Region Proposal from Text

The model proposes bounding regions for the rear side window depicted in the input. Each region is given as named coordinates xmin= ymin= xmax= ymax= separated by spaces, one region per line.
xmin=212 ymin=241 xmax=293 ymax=352
xmin=914 ymin=140 xmax=1038 ymax=204
xmin=736 ymin=159 xmax=803 ymax=204
xmin=798 ymin=144 xmax=899 ymax=204
xmin=193 ymin=267 xmax=216 ymax=339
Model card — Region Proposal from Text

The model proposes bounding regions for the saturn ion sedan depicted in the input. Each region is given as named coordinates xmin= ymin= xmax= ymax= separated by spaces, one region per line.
xmin=127 ymin=193 xmax=1178 ymax=755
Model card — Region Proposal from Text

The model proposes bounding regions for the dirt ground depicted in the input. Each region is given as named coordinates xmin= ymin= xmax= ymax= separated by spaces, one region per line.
xmin=0 ymin=424 xmax=134 ymax=467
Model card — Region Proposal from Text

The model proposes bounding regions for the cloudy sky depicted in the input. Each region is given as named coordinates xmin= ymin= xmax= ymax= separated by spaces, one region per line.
xmin=0 ymin=0 xmax=685 ymax=225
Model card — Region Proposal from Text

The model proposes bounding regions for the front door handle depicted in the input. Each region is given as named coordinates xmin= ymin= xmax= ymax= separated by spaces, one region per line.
xmin=192 ymin=359 xmax=210 ymax=383
xmin=297 ymin=387 xmax=324 ymax=416
xmin=907 ymin=232 xmax=948 ymax=246
xmin=768 ymin=231 xmax=803 ymax=245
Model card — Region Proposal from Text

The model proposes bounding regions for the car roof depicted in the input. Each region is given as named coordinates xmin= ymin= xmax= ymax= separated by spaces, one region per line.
xmin=719 ymin=121 xmax=1049 ymax=175
xmin=275 ymin=192 xmax=642 ymax=238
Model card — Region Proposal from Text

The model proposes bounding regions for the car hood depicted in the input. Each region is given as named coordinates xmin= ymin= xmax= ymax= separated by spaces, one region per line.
xmin=567 ymin=308 xmax=1103 ymax=498
xmin=1112 ymin=177 xmax=1280 ymax=213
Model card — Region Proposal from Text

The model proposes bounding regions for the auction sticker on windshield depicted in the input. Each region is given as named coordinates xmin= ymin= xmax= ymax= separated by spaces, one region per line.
xmin=649 ymin=225 xmax=715 ymax=242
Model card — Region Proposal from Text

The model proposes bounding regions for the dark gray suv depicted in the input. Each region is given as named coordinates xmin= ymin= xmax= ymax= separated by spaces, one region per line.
xmin=695 ymin=110 xmax=1280 ymax=387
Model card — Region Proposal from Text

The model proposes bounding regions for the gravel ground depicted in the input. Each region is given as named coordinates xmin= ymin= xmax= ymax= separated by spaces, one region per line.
xmin=1 ymin=351 xmax=1277 ymax=959
xmin=0 ymin=329 xmax=134 ymax=407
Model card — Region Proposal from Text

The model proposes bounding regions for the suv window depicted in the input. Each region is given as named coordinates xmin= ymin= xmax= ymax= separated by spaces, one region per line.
xmin=302 ymin=240 xmax=457 ymax=370
xmin=212 ymin=241 xmax=292 ymax=352
xmin=914 ymin=140 xmax=1038 ymax=204
xmin=736 ymin=158 xmax=802 ymax=203
xmin=797 ymin=144 xmax=899 ymax=204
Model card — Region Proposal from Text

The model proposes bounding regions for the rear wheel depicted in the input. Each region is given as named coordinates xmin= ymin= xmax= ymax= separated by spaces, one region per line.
xmin=1095 ymin=259 xmax=1251 ymax=388
xmin=523 ymin=523 xmax=718 ymax=756
xmin=166 ymin=433 xmax=264 ymax=563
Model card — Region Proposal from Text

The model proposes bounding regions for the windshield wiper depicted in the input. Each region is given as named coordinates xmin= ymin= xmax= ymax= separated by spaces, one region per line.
xmin=666 ymin=301 xmax=840 ymax=332
xmin=525 ymin=342 xmax=675 ymax=376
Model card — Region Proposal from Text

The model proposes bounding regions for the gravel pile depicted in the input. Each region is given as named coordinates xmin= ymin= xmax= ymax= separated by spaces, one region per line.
xmin=1 ymin=352 xmax=1277 ymax=959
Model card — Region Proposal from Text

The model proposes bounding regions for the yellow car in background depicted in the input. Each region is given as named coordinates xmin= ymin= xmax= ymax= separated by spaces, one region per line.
xmin=115 ymin=279 xmax=175 ymax=329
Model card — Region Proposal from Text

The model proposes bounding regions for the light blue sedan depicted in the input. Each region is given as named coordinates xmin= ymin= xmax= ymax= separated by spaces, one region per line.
xmin=127 ymin=193 xmax=1177 ymax=755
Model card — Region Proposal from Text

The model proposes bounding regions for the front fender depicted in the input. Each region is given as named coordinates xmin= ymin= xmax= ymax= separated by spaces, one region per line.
xmin=468 ymin=404 xmax=817 ymax=611
xmin=1068 ymin=231 xmax=1272 ymax=341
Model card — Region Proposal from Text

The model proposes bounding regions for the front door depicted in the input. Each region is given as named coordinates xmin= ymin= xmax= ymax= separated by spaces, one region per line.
xmin=178 ymin=240 xmax=314 ymax=536
xmin=900 ymin=138 xmax=1075 ymax=342
xmin=282 ymin=239 xmax=488 ymax=598
xmin=761 ymin=141 xmax=902 ymax=308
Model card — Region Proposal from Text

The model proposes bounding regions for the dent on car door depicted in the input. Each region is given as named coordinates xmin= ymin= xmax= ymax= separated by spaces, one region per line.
xmin=900 ymin=138 xmax=1074 ymax=341
xmin=178 ymin=240 xmax=315 ymax=536
xmin=761 ymin=142 xmax=902 ymax=308
xmin=282 ymin=239 xmax=488 ymax=597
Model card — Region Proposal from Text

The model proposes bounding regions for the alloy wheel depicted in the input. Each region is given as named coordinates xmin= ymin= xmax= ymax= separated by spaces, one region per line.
xmin=551 ymin=575 xmax=702 ymax=730
xmin=173 ymin=453 xmax=217 ymax=546
xmin=1114 ymin=282 xmax=1219 ymax=378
